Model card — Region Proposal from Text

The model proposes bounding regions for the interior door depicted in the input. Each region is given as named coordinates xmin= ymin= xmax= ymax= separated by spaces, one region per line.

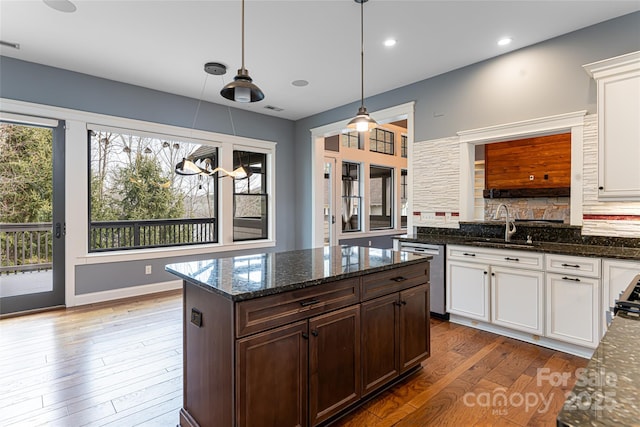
xmin=0 ymin=117 xmax=65 ymax=315
xmin=323 ymin=156 xmax=337 ymax=246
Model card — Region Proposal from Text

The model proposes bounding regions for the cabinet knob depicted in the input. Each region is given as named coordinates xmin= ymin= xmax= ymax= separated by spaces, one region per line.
xmin=491 ymin=272 xmax=495 ymax=276
xmin=483 ymin=271 xmax=488 ymax=275
xmin=302 ymin=332 xmax=309 ymax=339
xmin=311 ymin=330 xmax=319 ymax=337
xmin=598 ymin=186 xmax=604 ymax=190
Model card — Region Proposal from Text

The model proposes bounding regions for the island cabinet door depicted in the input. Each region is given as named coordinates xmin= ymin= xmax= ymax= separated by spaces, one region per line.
xmin=361 ymin=293 xmax=400 ymax=396
xmin=399 ymin=284 xmax=430 ymax=373
xmin=236 ymin=320 xmax=308 ymax=427
xmin=309 ymin=306 xmax=361 ymax=426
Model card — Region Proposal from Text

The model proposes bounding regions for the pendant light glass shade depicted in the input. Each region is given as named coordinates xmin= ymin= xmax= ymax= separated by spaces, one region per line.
xmin=347 ymin=0 xmax=377 ymax=132
xmin=220 ymin=0 xmax=264 ymax=103
xmin=347 ymin=106 xmax=377 ymax=132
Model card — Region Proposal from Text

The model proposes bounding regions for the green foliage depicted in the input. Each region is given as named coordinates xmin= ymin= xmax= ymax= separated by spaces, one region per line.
xmin=114 ymin=154 xmax=184 ymax=220
xmin=0 ymin=124 xmax=53 ymax=223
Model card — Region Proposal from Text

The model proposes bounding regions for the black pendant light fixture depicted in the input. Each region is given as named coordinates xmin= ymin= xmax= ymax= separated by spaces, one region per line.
xmin=220 ymin=0 xmax=265 ymax=103
xmin=347 ymin=0 xmax=377 ymax=132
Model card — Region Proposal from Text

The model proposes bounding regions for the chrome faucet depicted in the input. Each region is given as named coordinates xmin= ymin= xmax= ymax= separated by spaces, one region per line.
xmin=493 ymin=203 xmax=516 ymax=242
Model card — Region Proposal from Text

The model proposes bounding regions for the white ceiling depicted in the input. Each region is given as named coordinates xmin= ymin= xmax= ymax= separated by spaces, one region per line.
xmin=1 ymin=1 xmax=639 ymax=121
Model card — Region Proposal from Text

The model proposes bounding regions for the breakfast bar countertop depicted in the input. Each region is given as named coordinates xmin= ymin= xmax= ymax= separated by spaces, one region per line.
xmin=165 ymin=245 xmax=429 ymax=301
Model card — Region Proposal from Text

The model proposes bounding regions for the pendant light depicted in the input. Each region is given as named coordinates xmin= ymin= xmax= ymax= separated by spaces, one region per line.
xmin=347 ymin=0 xmax=377 ymax=132
xmin=220 ymin=0 xmax=265 ymax=103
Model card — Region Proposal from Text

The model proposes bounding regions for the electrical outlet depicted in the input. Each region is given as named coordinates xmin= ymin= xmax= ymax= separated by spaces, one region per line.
xmin=145 ymin=265 xmax=152 ymax=275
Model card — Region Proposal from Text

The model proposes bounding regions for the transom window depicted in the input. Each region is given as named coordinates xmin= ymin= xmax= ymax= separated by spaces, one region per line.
xmin=341 ymin=132 xmax=361 ymax=149
xmin=401 ymin=134 xmax=408 ymax=158
xmin=370 ymin=128 xmax=394 ymax=155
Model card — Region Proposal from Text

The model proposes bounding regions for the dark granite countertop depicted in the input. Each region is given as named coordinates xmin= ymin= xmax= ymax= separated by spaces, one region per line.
xmin=165 ymin=245 xmax=429 ymax=301
xmin=395 ymin=234 xmax=640 ymax=261
xmin=557 ymin=315 xmax=640 ymax=426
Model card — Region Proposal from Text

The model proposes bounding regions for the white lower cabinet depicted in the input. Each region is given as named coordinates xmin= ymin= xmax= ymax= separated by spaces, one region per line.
xmin=447 ymin=260 xmax=489 ymax=322
xmin=546 ymin=273 xmax=600 ymax=348
xmin=491 ymin=266 xmax=544 ymax=335
xmin=447 ymin=246 xmax=604 ymax=356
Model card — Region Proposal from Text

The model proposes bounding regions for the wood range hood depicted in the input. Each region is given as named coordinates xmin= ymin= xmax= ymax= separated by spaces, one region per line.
xmin=483 ymin=132 xmax=571 ymax=198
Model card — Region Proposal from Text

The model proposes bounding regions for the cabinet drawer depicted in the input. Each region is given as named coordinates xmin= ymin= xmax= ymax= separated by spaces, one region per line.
xmin=236 ymin=278 xmax=360 ymax=337
xmin=448 ymin=245 xmax=543 ymax=270
xmin=361 ymin=263 xmax=429 ymax=301
xmin=545 ymin=254 xmax=601 ymax=278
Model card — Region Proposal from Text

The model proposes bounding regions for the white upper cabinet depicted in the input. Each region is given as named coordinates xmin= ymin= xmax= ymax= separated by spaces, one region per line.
xmin=584 ymin=51 xmax=640 ymax=200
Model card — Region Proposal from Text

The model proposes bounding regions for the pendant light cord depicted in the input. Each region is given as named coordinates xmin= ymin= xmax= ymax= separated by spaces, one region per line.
xmin=360 ymin=0 xmax=365 ymax=109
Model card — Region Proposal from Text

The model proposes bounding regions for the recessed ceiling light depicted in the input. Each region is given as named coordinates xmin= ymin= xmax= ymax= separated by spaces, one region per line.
xmin=43 ymin=0 xmax=77 ymax=13
xmin=291 ymin=80 xmax=309 ymax=87
xmin=497 ymin=37 xmax=512 ymax=46
xmin=384 ymin=39 xmax=397 ymax=47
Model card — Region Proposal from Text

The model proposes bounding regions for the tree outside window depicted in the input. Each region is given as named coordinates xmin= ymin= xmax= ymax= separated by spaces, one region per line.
xmin=88 ymin=130 xmax=218 ymax=251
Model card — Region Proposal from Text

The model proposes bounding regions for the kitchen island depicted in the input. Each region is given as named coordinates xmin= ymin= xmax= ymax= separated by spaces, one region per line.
xmin=166 ymin=246 xmax=431 ymax=427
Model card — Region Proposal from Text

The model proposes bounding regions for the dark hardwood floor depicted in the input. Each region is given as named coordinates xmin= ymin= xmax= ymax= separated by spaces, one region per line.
xmin=0 ymin=290 xmax=587 ymax=426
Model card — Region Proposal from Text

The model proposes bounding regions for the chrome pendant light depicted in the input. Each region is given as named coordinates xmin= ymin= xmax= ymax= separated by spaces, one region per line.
xmin=347 ymin=0 xmax=377 ymax=132
xmin=220 ymin=0 xmax=265 ymax=103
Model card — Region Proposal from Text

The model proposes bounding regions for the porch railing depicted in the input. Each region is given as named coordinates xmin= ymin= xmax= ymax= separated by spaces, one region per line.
xmin=0 ymin=223 xmax=53 ymax=274
xmin=90 ymin=218 xmax=217 ymax=252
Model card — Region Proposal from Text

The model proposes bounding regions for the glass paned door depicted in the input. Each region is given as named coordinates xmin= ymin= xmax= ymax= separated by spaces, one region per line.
xmin=323 ymin=157 xmax=337 ymax=246
xmin=0 ymin=120 xmax=65 ymax=315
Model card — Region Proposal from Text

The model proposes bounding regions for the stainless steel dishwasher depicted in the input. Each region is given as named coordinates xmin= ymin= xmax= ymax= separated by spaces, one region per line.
xmin=395 ymin=241 xmax=448 ymax=319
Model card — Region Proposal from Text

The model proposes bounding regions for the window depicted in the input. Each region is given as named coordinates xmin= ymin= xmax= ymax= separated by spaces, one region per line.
xmin=233 ymin=150 xmax=268 ymax=241
xmin=401 ymin=169 xmax=408 ymax=228
xmin=401 ymin=134 xmax=408 ymax=158
xmin=341 ymin=132 xmax=361 ymax=149
xmin=342 ymin=162 xmax=361 ymax=232
xmin=369 ymin=166 xmax=393 ymax=229
xmin=369 ymin=128 xmax=394 ymax=155
xmin=88 ymin=129 xmax=217 ymax=252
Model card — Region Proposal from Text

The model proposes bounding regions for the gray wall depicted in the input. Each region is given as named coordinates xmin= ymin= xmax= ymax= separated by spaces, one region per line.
xmin=293 ymin=11 xmax=640 ymax=249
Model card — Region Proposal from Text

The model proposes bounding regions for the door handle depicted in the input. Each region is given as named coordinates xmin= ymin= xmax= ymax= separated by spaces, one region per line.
xmin=55 ymin=222 xmax=62 ymax=238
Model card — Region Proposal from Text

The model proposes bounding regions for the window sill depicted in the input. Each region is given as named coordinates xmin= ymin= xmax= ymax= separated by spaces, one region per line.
xmin=80 ymin=240 xmax=276 ymax=264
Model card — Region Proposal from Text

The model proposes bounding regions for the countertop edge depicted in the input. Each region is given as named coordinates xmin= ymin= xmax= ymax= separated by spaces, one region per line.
xmin=166 ymin=255 xmax=431 ymax=302
xmin=394 ymin=236 xmax=640 ymax=261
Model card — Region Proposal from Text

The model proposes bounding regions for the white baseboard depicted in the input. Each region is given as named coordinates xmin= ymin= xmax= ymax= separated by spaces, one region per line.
xmin=69 ymin=280 xmax=182 ymax=307
xmin=449 ymin=314 xmax=595 ymax=359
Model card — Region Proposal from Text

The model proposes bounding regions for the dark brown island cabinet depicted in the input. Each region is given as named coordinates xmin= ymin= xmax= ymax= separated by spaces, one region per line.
xmin=165 ymin=247 xmax=431 ymax=427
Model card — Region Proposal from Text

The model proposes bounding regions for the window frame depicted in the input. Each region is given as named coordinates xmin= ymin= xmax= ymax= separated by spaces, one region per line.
xmin=369 ymin=128 xmax=395 ymax=155
xmin=85 ymin=123 xmax=276 ymax=254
